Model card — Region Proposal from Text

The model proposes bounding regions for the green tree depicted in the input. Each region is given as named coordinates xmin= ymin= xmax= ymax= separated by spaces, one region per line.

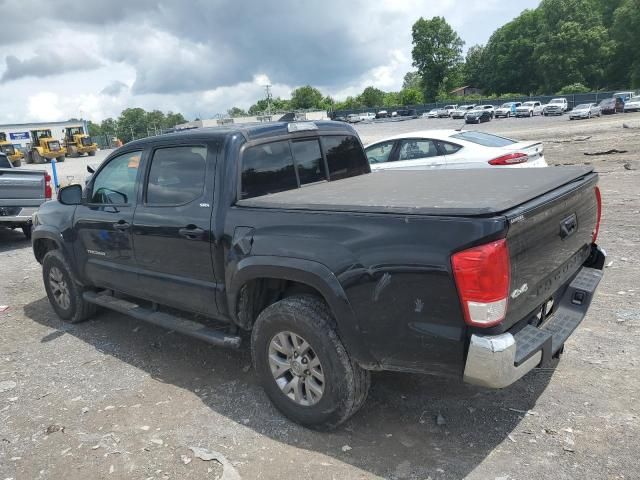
xmin=382 ymin=91 xmax=400 ymax=107
xmin=358 ymin=86 xmax=385 ymax=107
xmin=611 ymin=0 xmax=640 ymax=87
xmin=100 ymin=118 xmax=118 ymax=136
xmin=227 ymin=107 xmax=248 ymax=117
xmin=117 ymin=108 xmax=147 ymax=142
xmin=482 ymin=9 xmax=542 ymax=95
xmin=411 ymin=16 xmax=465 ymax=101
xmin=290 ymin=85 xmax=324 ymax=109
xmin=163 ymin=112 xmax=186 ymax=128
xmin=87 ymin=121 xmax=102 ymax=136
xmin=463 ymin=45 xmax=486 ymax=87
xmin=402 ymin=71 xmax=422 ymax=90
xmin=534 ymin=0 xmax=614 ymax=92
xmin=556 ymin=82 xmax=591 ymax=94
xmin=398 ymin=88 xmax=424 ymax=105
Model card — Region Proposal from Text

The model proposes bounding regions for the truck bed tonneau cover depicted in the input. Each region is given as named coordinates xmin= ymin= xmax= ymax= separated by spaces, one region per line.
xmin=237 ymin=166 xmax=594 ymax=216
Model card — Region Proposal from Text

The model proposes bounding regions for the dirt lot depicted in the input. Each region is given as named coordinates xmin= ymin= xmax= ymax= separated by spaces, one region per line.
xmin=1 ymin=114 xmax=639 ymax=480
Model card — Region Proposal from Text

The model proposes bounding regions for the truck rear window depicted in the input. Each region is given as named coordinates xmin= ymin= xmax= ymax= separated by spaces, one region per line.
xmin=240 ymin=135 xmax=368 ymax=199
xmin=322 ymin=135 xmax=369 ymax=180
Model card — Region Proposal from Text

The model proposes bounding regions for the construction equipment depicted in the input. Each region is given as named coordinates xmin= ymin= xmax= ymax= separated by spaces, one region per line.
xmin=26 ymin=129 xmax=66 ymax=164
xmin=63 ymin=126 xmax=97 ymax=158
xmin=0 ymin=132 xmax=25 ymax=167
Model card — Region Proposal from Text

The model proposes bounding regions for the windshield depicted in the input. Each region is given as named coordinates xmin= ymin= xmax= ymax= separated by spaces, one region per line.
xmin=575 ymin=104 xmax=591 ymax=109
xmin=522 ymin=102 xmax=535 ymax=107
xmin=500 ymin=103 xmax=513 ymax=108
xmin=450 ymin=131 xmax=516 ymax=147
xmin=550 ymin=99 xmax=564 ymax=104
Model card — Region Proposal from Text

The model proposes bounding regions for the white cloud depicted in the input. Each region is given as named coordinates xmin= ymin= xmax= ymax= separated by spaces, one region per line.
xmin=0 ymin=0 xmax=541 ymax=124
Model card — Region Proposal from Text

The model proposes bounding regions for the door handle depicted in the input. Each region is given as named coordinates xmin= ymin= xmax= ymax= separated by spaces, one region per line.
xmin=179 ymin=227 xmax=205 ymax=240
xmin=113 ymin=221 xmax=130 ymax=231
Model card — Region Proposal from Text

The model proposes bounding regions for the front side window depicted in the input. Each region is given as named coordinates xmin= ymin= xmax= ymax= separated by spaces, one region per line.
xmin=146 ymin=146 xmax=207 ymax=205
xmin=322 ymin=135 xmax=369 ymax=180
xmin=291 ymin=139 xmax=326 ymax=186
xmin=91 ymin=151 xmax=141 ymax=204
xmin=241 ymin=141 xmax=297 ymax=199
xmin=398 ymin=139 xmax=439 ymax=160
xmin=365 ymin=141 xmax=395 ymax=164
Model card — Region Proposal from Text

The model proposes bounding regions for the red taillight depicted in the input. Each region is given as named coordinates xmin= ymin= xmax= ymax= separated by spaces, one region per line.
xmin=488 ymin=152 xmax=528 ymax=166
xmin=451 ymin=239 xmax=511 ymax=328
xmin=592 ymin=186 xmax=602 ymax=243
xmin=44 ymin=172 xmax=52 ymax=199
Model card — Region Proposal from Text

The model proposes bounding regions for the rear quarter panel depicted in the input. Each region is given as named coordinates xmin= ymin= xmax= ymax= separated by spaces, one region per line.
xmin=225 ymin=206 xmax=508 ymax=375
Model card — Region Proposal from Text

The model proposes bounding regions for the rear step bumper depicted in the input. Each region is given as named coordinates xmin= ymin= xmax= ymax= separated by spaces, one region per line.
xmin=463 ymin=263 xmax=603 ymax=388
xmin=83 ymin=292 xmax=241 ymax=349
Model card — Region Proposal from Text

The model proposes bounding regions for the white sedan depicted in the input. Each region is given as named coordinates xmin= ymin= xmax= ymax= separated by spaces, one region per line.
xmin=364 ymin=130 xmax=548 ymax=170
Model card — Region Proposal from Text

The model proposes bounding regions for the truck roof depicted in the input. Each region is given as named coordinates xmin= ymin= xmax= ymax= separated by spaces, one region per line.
xmin=124 ymin=121 xmax=356 ymax=148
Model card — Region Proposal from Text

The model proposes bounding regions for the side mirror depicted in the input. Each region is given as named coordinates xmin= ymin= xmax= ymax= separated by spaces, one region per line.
xmin=58 ymin=184 xmax=83 ymax=205
xmin=87 ymin=165 xmax=95 ymax=174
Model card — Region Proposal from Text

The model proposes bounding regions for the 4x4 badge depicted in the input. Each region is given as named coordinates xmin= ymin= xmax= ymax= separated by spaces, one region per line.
xmin=511 ymin=283 xmax=528 ymax=299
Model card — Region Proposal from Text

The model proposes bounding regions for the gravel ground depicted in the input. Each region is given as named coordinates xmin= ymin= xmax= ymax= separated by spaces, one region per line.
xmin=1 ymin=113 xmax=639 ymax=480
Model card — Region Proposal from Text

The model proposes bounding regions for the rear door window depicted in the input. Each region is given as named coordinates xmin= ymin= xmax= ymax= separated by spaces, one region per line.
xmin=436 ymin=141 xmax=462 ymax=154
xmin=398 ymin=139 xmax=439 ymax=160
xmin=241 ymin=141 xmax=297 ymax=199
xmin=322 ymin=135 xmax=369 ymax=180
xmin=146 ymin=146 xmax=207 ymax=205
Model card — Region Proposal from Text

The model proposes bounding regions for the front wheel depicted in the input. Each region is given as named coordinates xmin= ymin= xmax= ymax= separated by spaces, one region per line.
xmin=88 ymin=150 xmax=96 ymax=156
xmin=31 ymin=150 xmax=44 ymax=164
xmin=42 ymin=250 xmax=97 ymax=323
xmin=251 ymin=295 xmax=370 ymax=430
xmin=56 ymin=155 xmax=65 ymax=163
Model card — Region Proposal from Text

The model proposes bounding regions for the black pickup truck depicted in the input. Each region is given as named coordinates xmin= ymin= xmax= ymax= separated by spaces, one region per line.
xmin=31 ymin=121 xmax=605 ymax=429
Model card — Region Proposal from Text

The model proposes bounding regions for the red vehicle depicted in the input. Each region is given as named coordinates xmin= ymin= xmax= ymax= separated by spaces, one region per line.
xmin=599 ymin=97 xmax=624 ymax=114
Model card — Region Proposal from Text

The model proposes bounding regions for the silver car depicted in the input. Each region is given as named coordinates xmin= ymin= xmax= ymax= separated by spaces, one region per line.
xmin=569 ymin=103 xmax=601 ymax=120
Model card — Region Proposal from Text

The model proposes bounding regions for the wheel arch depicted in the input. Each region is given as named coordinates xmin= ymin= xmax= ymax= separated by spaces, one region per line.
xmin=228 ymin=256 xmax=377 ymax=367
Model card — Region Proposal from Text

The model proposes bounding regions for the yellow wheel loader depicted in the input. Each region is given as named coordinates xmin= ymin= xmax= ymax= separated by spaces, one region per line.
xmin=0 ymin=132 xmax=25 ymax=167
xmin=26 ymin=129 xmax=66 ymax=164
xmin=63 ymin=126 xmax=97 ymax=158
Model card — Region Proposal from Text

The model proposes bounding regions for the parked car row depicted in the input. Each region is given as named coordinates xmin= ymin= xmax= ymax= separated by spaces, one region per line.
xmin=338 ymin=92 xmax=640 ymax=125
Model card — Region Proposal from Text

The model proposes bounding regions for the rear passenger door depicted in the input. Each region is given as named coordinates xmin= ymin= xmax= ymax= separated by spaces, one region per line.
xmin=390 ymin=138 xmax=446 ymax=169
xmin=132 ymin=143 xmax=219 ymax=316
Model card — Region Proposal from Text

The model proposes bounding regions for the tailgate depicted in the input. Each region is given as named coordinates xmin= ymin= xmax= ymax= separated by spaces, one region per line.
xmin=502 ymin=172 xmax=599 ymax=331
xmin=0 ymin=168 xmax=46 ymax=206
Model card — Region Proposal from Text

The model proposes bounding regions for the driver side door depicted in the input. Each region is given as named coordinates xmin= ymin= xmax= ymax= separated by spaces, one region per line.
xmin=73 ymin=150 xmax=144 ymax=292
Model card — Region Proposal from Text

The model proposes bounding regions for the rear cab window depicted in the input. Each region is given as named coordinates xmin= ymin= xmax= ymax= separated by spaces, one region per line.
xmin=450 ymin=131 xmax=516 ymax=148
xmin=240 ymin=135 xmax=369 ymax=199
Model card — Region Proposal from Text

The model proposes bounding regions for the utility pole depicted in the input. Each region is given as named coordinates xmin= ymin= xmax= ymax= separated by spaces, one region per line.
xmin=264 ymin=84 xmax=272 ymax=117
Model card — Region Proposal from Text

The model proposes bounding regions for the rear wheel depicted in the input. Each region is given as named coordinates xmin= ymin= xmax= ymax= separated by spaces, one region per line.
xmin=88 ymin=150 xmax=96 ymax=156
xmin=42 ymin=250 xmax=97 ymax=323
xmin=56 ymin=155 xmax=65 ymax=163
xmin=21 ymin=224 xmax=32 ymax=239
xmin=12 ymin=159 xmax=22 ymax=167
xmin=251 ymin=295 xmax=370 ymax=429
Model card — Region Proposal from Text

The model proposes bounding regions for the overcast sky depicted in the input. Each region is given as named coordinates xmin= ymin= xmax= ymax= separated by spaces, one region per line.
xmin=0 ymin=0 xmax=540 ymax=124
